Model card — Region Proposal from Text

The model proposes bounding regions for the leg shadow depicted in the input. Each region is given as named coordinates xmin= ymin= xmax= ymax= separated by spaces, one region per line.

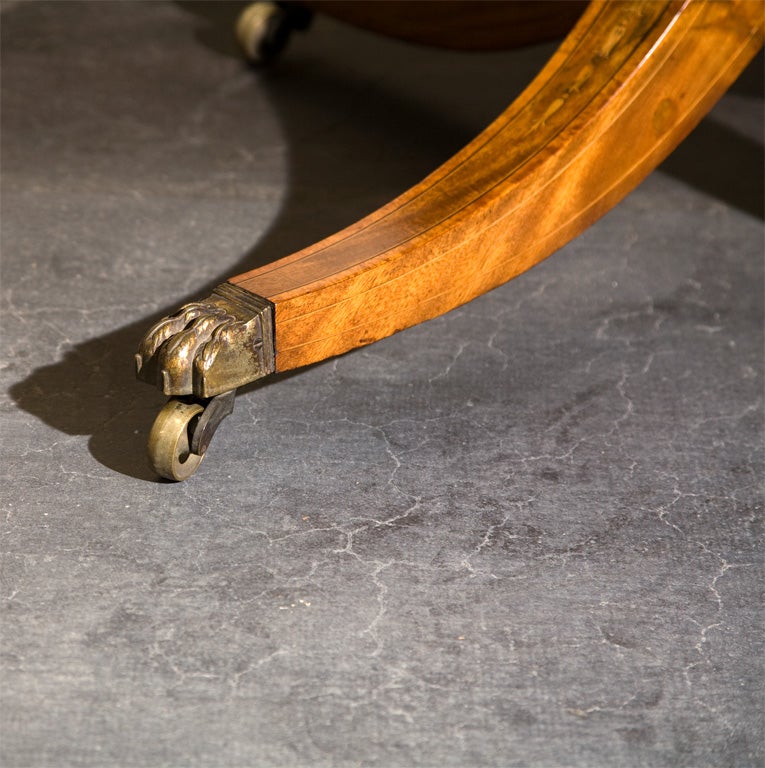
xmin=8 ymin=2 xmax=547 ymax=480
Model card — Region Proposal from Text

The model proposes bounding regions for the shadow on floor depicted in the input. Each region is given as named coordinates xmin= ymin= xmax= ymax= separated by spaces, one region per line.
xmin=7 ymin=2 xmax=536 ymax=480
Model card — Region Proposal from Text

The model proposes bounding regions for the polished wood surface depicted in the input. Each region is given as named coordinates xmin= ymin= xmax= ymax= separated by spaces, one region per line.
xmin=233 ymin=0 xmax=763 ymax=374
xmin=293 ymin=1 xmax=588 ymax=50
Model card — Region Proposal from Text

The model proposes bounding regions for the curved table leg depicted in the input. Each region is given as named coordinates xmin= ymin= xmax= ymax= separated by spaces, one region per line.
xmin=137 ymin=0 xmax=764 ymax=479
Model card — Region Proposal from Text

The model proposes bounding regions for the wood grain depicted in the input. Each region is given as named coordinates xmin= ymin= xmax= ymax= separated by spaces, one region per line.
xmin=232 ymin=0 xmax=764 ymax=373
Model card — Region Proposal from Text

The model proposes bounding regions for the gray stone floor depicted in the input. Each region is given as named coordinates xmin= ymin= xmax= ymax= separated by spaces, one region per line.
xmin=1 ymin=3 xmax=763 ymax=767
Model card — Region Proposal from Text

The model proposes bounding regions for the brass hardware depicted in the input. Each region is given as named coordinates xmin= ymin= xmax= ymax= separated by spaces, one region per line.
xmin=236 ymin=1 xmax=313 ymax=65
xmin=189 ymin=390 xmax=236 ymax=456
xmin=148 ymin=399 xmax=205 ymax=481
xmin=135 ymin=283 xmax=274 ymax=399
xmin=147 ymin=391 xmax=237 ymax=481
xmin=236 ymin=2 xmax=281 ymax=63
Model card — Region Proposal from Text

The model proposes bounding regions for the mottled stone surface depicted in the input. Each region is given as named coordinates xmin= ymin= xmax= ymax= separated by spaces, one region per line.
xmin=1 ymin=3 xmax=762 ymax=767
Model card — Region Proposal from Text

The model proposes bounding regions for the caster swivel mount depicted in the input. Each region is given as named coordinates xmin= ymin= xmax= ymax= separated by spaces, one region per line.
xmin=136 ymin=284 xmax=275 ymax=481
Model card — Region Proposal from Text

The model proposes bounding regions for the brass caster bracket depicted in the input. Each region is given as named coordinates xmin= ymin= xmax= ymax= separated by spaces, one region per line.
xmin=189 ymin=390 xmax=236 ymax=456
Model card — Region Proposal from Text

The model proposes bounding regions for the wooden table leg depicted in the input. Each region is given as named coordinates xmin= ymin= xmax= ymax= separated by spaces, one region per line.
xmin=137 ymin=0 xmax=763 ymax=479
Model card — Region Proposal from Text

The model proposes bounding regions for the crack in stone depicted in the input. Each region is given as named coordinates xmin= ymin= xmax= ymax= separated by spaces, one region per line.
xmin=228 ymin=649 xmax=290 ymax=690
xmin=594 ymin=298 xmax=662 ymax=342
xmin=358 ymin=560 xmax=393 ymax=657
xmin=655 ymin=476 xmax=688 ymax=535
xmin=428 ymin=341 xmax=467 ymax=385
xmin=460 ymin=497 xmax=535 ymax=576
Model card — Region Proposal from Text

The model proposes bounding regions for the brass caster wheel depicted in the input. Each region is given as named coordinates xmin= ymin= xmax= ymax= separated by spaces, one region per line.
xmin=236 ymin=1 xmax=312 ymax=65
xmin=148 ymin=399 xmax=205 ymax=481
xmin=147 ymin=391 xmax=236 ymax=482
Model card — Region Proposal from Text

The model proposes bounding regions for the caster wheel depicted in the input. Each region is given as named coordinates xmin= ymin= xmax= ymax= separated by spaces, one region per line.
xmin=236 ymin=2 xmax=290 ymax=65
xmin=148 ymin=399 xmax=205 ymax=481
